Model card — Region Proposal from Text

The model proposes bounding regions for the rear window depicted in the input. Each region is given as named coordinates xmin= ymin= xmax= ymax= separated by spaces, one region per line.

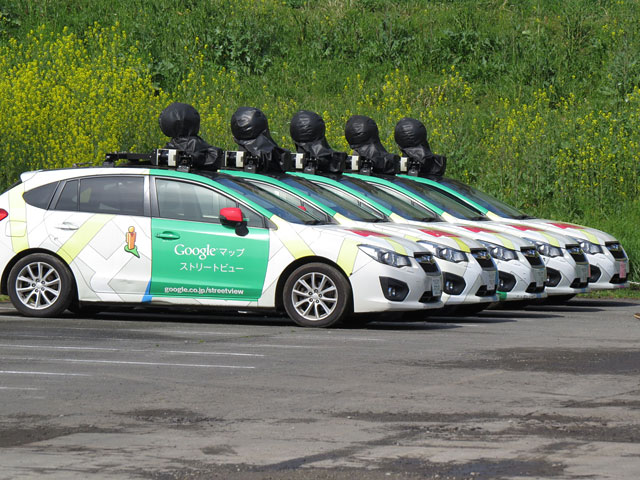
xmin=23 ymin=182 xmax=58 ymax=209
xmin=53 ymin=176 xmax=145 ymax=216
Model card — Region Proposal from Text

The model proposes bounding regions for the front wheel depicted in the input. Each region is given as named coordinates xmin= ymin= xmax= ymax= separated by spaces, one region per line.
xmin=283 ymin=263 xmax=351 ymax=328
xmin=8 ymin=253 xmax=74 ymax=317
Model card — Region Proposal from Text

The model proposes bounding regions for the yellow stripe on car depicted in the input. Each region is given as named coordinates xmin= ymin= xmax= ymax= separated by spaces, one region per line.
xmin=57 ymin=215 xmax=115 ymax=264
xmin=337 ymin=238 xmax=360 ymax=276
xmin=8 ymin=184 xmax=29 ymax=253
xmin=540 ymin=231 xmax=561 ymax=247
xmin=270 ymin=216 xmax=314 ymax=258
xmin=385 ymin=238 xmax=407 ymax=255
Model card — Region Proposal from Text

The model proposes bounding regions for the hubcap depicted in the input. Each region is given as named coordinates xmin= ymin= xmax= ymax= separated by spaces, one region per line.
xmin=291 ymin=272 xmax=338 ymax=322
xmin=15 ymin=261 xmax=61 ymax=310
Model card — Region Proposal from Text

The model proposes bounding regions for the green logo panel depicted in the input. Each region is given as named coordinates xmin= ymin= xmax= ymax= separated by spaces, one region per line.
xmin=150 ymin=218 xmax=269 ymax=300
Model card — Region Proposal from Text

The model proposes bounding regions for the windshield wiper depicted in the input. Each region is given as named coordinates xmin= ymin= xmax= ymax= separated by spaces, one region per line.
xmin=304 ymin=219 xmax=326 ymax=225
xmin=515 ymin=214 xmax=534 ymax=219
xmin=419 ymin=217 xmax=440 ymax=222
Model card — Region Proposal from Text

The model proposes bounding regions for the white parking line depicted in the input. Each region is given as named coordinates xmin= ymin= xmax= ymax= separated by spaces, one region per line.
xmin=0 ymin=370 xmax=90 ymax=377
xmin=287 ymin=335 xmax=386 ymax=342
xmin=1 ymin=357 xmax=255 ymax=369
xmin=62 ymin=327 xmax=241 ymax=336
xmin=0 ymin=386 xmax=42 ymax=390
xmin=0 ymin=344 xmax=264 ymax=357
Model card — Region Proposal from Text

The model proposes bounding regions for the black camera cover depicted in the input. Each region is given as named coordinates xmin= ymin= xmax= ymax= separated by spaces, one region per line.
xmin=290 ymin=110 xmax=346 ymax=174
xmin=230 ymin=107 xmax=291 ymax=173
xmin=394 ymin=117 xmax=446 ymax=178
xmin=344 ymin=115 xmax=399 ymax=175
xmin=158 ymin=102 xmax=223 ymax=170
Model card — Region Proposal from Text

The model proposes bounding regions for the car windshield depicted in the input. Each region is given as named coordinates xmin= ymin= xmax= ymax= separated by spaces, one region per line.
xmin=280 ymin=177 xmax=388 ymax=222
xmin=435 ymin=177 xmax=534 ymax=219
xmin=216 ymin=177 xmax=328 ymax=225
xmin=335 ymin=176 xmax=440 ymax=222
xmin=389 ymin=177 xmax=490 ymax=221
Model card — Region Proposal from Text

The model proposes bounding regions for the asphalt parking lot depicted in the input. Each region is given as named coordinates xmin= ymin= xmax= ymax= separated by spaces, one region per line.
xmin=1 ymin=298 xmax=639 ymax=480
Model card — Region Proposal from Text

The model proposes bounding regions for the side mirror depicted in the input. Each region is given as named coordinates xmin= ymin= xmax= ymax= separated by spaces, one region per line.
xmin=220 ymin=207 xmax=245 ymax=227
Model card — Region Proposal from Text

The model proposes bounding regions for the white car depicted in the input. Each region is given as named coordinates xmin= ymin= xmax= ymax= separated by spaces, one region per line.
xmin=218 ymin=170 xmax=501 ymax=311
xmin=0 ymin=163 xmax=443 ymax=327
xmin=340 ymin=173 xmax=590 ymax=300
xmin=403 ymin=175 xmax=629 ymax=293
xmin=277 ymin=172 xmax=549 ymax=304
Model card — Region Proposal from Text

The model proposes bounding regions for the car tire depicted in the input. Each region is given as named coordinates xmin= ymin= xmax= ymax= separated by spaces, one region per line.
xmin=8 ymin=253 xmax=74 ymax=317
xmin=283 ymin=262 xmax=351 ymax=328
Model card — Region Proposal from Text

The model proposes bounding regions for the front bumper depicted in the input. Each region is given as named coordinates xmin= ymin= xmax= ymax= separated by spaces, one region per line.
xmin=544 ymin=253 xmax=589 ymax=296
xmin=585 ymin=253 xmax=629 ymax=291
xmin=495 ymin=259 xmax=547 ymax=302
xmin=438 ymin=259 xmax=499 ymax=306
xmin=349 ymin=259 xmax=444 ymax=313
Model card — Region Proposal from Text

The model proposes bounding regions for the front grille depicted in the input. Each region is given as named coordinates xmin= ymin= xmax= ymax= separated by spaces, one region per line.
xmin=545 ymin=268 xmax=561 ymax=287
xmin=606 ymin=242 xmax=627 ymax=260
xmin=521 ymin=247 xmax=544 ymax=266
xmin=567 ymin=244 xmax=587 ymax=263
xmin=470 ymin=249 xmax=494 ymax=268
xmin=419 ymin=291 xmax=441 ymax=303
xmin=475 ymin=285 xmax=497 ymax=297
xmin=525 ymin=282 xmax=545 ymax=294
xmin=570 ymin=278 xmax=589 ymax=289
xmin=414 ymin=252 xmax=439 ymax=273
xmin=609 ymin=274 xmax=628 ymax=284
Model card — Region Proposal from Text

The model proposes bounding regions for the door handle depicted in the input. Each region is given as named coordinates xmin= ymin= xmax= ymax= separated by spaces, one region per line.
xmin=55 ymin=222 xmax=79 ymax=231
xmin=155 ymin=231 xmax=181 ymax=240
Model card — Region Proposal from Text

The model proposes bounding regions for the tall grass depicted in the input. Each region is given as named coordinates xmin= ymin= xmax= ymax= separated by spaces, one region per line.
xmin=1 ymin=0 xmax=639 ymax=278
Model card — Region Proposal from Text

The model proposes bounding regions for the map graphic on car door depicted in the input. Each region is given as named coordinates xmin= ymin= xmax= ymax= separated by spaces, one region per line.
xmin=149 ymin=178 xmax=269 ymax=300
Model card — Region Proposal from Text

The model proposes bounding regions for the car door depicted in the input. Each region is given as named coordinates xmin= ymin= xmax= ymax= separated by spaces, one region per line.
xmin=42 ymin=174 xmax=152 ymax=301
xmin=149 ymin=177 xmax=269 ymax=300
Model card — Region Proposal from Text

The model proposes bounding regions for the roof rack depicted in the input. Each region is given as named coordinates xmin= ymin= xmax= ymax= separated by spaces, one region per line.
xmin=104 ymin=149 xmax=200 ymax=172
xmin=223 ymin=150 xmax=302 ymax=174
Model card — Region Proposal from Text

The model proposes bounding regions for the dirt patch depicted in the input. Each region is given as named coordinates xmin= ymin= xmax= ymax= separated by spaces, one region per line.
xmin=130 ymin=457 xmax=565 ymax=480
xmin=120 ymin=408 xmax=222 ymax=428
xmin=434 ymin=348 xmax=640 ymax=375
xmin=201 ymin=445 xmax=237 ymax=456
xmin=0 ymin=424 xmax=116 ymax=448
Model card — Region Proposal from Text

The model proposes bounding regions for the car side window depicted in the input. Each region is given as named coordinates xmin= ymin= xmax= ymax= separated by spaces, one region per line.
xmin=23 ymin=182 xmax=58 ymax=209
xmin=78 ymin=177 xmax=144 ymax=216
xmin=55 ymin=180 xmax=79 ymax=211
xmin=53 ymin=176 xmax=144 ymax=215
xmin=155 ymin=178 xmax=264 ymax=227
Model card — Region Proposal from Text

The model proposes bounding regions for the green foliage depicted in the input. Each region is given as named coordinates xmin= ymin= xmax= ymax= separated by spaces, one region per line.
xmin=2 ymin=0 xmax=640 ymax=279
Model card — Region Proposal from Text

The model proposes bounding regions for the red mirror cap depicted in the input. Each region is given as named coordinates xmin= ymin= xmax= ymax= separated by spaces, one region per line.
xmin=220 ymin=207 xmax=243 ymax=223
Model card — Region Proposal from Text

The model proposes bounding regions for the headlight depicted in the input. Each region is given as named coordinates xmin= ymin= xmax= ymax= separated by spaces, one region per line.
xmin=358 ymin=244 xmax=412 ymax=268
xmin=478 ymin=241 xmax=518 ymax=261
xmin=417 ymin=240 xmax=467 ymax=263
xmin=570 ymin=237 xmax=603 ymax=255
xmin=524 ymin=237 xmax=563 ymax=257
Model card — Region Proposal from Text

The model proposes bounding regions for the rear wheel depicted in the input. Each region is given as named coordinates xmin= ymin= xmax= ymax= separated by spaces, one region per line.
xmin=283 ymin=263 xmax=350 ymax=328
xmin=8 ymin=253 xmax=74 ymax=317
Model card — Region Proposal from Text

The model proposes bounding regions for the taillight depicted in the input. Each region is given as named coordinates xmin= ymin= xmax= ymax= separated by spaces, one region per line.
xmin=0 ymin=209 xmax=7 ymax=221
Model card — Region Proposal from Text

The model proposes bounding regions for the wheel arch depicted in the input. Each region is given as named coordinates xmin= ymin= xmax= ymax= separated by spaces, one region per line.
xmin=274 ymin=256 xmax=353 ymax=313
xmin=1 ymin=249 xmax=78 ymax=299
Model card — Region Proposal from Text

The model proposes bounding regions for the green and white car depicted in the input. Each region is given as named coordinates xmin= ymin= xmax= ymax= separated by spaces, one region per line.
xmin=335 ymin=172 xmax=590 ymax=300
xmin=0 ymin=165 xmax=444 ymax=327
xmin=218 ymin=169 xmax=502 ymax=312
xmin=397 ymin=175 xmax=629 ymax=293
